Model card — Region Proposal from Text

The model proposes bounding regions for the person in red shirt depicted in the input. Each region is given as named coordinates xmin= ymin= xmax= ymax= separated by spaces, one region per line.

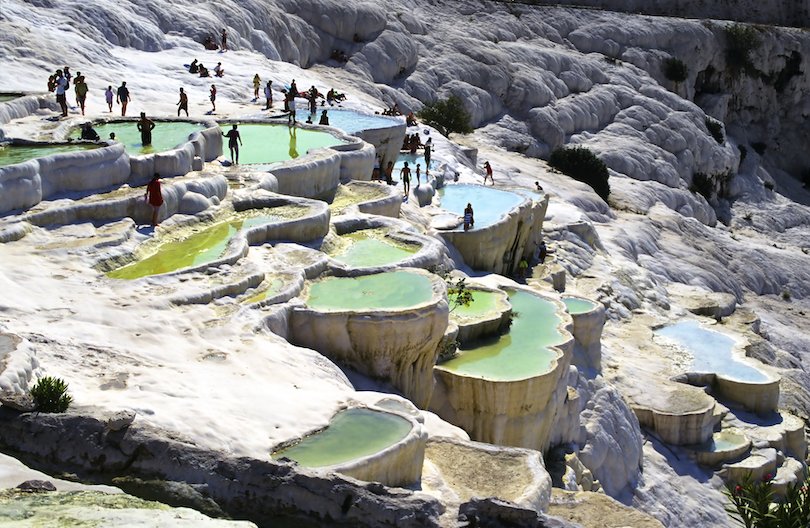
xmin=145 ymin=173 xmax=164 ymax=227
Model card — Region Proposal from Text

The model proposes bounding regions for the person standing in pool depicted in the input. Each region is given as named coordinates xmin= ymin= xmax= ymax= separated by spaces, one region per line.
xmin=104 ymin=86 xmax=114 ymax=112
xmin=400 ymin=161 xmax=411 ymax=196
xmin=209 ymin=84 xmax=217 ymax=113
xmin=220 ymin=28 xmax=228 ymax=51
xmin=74 ymin=74 xmax=88 ymax=116
xmin=54 ymin=69 xmax=69 ymax=117
xmin=137 ymin=112 xmax=156 ymax=147
xmin=415 ymin=163 xmax=422 ymax=186
xmin=463 ymin=203 xmax=474 ymax=231
xmin=222 ymin=124 xmax=242 ymax=164
xmin=144 ymin=173 xmax=164 ymax=227
xmin=483 ymin=160 xmax=494 ymax=185
xmin=264 ymin=80 xmax=273 ymax=109
xmin=424 ymin=138 xmax=432 ymax=174
xmin=252 ymin=74 xmax=261 ymax=100
xmin=177 ymin=87 xmax=189 ymax=117
xmin=116 ymin=81 xmax=131 ymax=116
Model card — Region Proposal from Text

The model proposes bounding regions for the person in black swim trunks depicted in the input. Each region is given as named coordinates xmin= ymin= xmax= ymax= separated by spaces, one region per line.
xmin=222 ymin=124 xmax=242 ymax=164
xmin=137 ymin=112 xmax=156 ymax=146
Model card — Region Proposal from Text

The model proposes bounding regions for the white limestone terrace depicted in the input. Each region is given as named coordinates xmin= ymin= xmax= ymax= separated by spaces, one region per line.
xmin=0 ymin=1 xmax=809 ymax=527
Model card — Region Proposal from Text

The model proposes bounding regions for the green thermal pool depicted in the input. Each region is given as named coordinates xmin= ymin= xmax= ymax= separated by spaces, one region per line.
xmin=563 ymin=297 xmax=598 ymax=315
xmin=272 ymin=408 xmax=412 ymax=467
xmin=242 ymin=277 xmax=286 ymax=304
xmin=450 ymin=289 xmax=504 ymax=320
xmin=329 ymin=184 xmax=388 ymax=215
xmin=329 ymin=231 xmax=418 ymax=267
xmin=440 ymin=290 xmax=566 ymax=380
xmin=70 ymin=121 xmax=205 ymax=155
xmin=0 ymin=144 xmax=100 ymax=168
xmin=306 ymin=271 xmax=434 ymax=311
xmin=107 ymin=210 xmax=298 ymax=280
xmin=224 ymin=123 xmax=348 ymax=165
xmin=0 ymin=94 xmax=23 ymax=103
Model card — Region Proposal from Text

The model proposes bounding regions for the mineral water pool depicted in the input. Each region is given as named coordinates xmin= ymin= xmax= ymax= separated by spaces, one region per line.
xmin=706 ymin=430 xmax=748 ymax=451
xmin=0 ymin=94 xmax=23 ymax=103
xmin=271 ymin=408 xmax=412 ymax=467
xmin=107 ymin=209 xmax=300 ymax=280
xmin=70 ymin=121 xmax=204 ymax=155
xmin=227 ymin=123 xmax=348 ymax=165
xmin=329 ymin=230 xmax=418 ymax=268
xmin=242 ymin=276 xmax=286 ymax=304
xmin=450 ymin=289 xmax=504 ymax=320
xmin=319 ymin=109 xmax=403 ymax=135
xmin=654 ymin=320 xmax=770 ymax=382
xmin=329 ymin=183 xmax=389 ymax=215
xmin=437 ymin=184 xmax=524 ymax=231
xmin=563 ymin=297 xmax=598 ymax=315
xmin=391 ymin=154 xmax=433 ymax=183
xmin=440 ymin=290 xmax=566 ymax=380
xmin=306 ymin=271 xmax=434 ymax=311
xmin=0 ymin=144 xmax=100 ymax=168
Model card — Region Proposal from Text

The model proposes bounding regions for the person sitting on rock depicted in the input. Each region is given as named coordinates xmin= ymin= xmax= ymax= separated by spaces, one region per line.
xmin=406 ymin=111 xmax=417 ymax=126
xmin=198 ymin=64 xmax=210 ymax=77
xmin=214 ymin=62 xmax=225 ymax=77
xmin=79 ymin=123 xmax=100 ymax=141
xmin=189 ymin=59 xmax=199 ymax=74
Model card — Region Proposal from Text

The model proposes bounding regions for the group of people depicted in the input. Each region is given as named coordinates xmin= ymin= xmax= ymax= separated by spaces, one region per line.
xmin=49 ymin=68 xmax=135 ymax=118
xmin=202 ymin=29 xmax=228 ymax=51
xmin=382 ymin=103 xmax=402 ymax=116
xmin=188 ymin=60 xmax=224 ymax=78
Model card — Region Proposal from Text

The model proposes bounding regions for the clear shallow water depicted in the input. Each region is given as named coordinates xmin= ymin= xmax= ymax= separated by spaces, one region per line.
xmin=242 ymin=277 xmax=285 ymax=304
xmin=0 ymin=94 xmax=23 ymax=103
xmin=229 ymin=123 xmax=347 ymax=165
xmin=108 ymin=212 xmax=286 ymax=280
xmin=563 ymin=297 xmax=597 ymax=315
xmin=70 ymin=122 xmax=204 ymax=155
xmin=0 ymin=144 xmax=100 ymax=168
xmin=709 ymin=431 xmax=748 ymax=451
xmin=654 ymin=320 xmax=770 ymax=382
xmin=450 ymin=289 xmax=503 ymax=319
xmin=440 ymin=290 xmax=566 ymax=380
xmin=318 ymin=109 xmax=402 ymax=135
xmin=330 ymin=231 xmax=418 ymax=268
xmin=437 ymin=184 xmax=524 ymax=231
xmin=271 ymin=408 xmax=412 ymax=467
xmin=306 ymin=271 xmax=434 ymax=311
xmin=392 ymin=154 xmax=433 ymax=184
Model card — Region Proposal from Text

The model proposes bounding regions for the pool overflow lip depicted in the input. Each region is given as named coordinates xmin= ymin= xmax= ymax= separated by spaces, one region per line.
xmin=66 ymin=118 xmax=210 ymax=155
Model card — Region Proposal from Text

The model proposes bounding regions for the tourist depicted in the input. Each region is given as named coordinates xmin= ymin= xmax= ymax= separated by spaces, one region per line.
xmin=538 ymin=240 xmax=548 ymax=263
xmin=385 ymin=161 xmax=394 ymax=185
xmin=305 ymin=115 xmax=313 ymax=124
xmin=289 ymin=79 xmax=298 ymax=97
xmin=326 ymin=88 xmax=336 ymax=105
xmin=264 ymin=81 xmax=273 ymax=109
xmin=79 ymin=123 xmax=100 ymax=141
xmin=144 ymin=173 xmax=164 ymax=227
xmin=318 ymin=109 xmax=329 ymax=126
xmin=463 ymin=203 xmax=474 ymax=231
xmin=535 ymin=181 xmax=544 ymax=192
xmin=203 ymin=35 xmax=217 ymax=50
xmin=220 ymin=28 xmax=228 ymax=51
xmin=309 ymin=92 xmax=317 ymax=114
xmin=116 ymin=81 xmax=131 ymax=116
xmin=372 ymin=156 xmax=381 ymax=181
xmin=74 ymin=74 xmax=88 ymax=116
xmin=252 ymin=74 xmax=261 ymax=99
xmin=104 ymin=85 xmax=114 ymax=112
xmin=54 ymin=69 xmax=68 ymax=117
xmin=177 ymin=88 xmax=189 ymax=117
xmin=424 ymin=138 xmax=432 ymax=173
xmin=400 ymin=161 xmax=411 ymax=196
xmin=415 ymin=163 xmax=421 ymax=186
xmin=287 ymin=90 xmax=297 ymax=125
xmin=406 ymin=111 xmax=417 ymax=126
xmin=109 ymin=132 xmax=116 ymax=141
xmin=47 ymin=75 xmax=56 ymax=92
xmin=483 ymin=161 xmax=494 ymax=185
xmin=63 ymin=66 xmax=72 ymax=84
xmin=222 ymin=124 xmax=242 ymax=164
xmin=199 ymin=64 xmax=210 ymax=77
xmin=137 ymin=112 xmax=156 ymax=146
xmin=209 ymin=84 xmax=217 ymax=113
xmin=214 ymin=62 xmax=225 ymax=77
xmin=518 ymin=257 xmax=529 ymax=280
xmin=189 ymin=59 xmax=199 ymax=74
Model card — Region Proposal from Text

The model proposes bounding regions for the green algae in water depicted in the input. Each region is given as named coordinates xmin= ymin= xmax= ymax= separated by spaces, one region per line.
xmin=450 ymin=289 xmax=503 ymax=320
xmin=329 ymin=184 xmax=387 ymax=215
xmin=306 ymin=271 xmax=434 ymax=311
xmin=272 ymin=408 xmax=411 ymax=467
xmin=0 ymin=144 xmax=100 ymax=168
xmin=226 ymin=123 xmax=347 ymax=165
xmin=108 ymin=214 xmax=282 ymax=280
xmin=563 ymin=297 xmax=597 ymax=315
xmin=331 ymin=231 xmax=417 ymax=268
xmin=242 ymin=277 xmax=285 ymax=304
xmin=70 ymin=121 xmax=204 ymax=155
xmin=440 ymin=290 xmax=565 ymax=380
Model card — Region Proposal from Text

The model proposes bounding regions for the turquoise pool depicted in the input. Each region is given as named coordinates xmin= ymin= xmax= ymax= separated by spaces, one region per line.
xmin=437 ymin=184 xmax=524 ymax=231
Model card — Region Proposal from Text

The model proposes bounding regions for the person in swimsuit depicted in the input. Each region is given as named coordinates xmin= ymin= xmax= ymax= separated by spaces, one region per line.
xmin=177 ymin=88 xmax=188 ymax=117
xmin=415 ymin=163 xmax=422 ymax=186
xmin=221 ymin=28 xmax=228 ymax=51
xmin=287 ymin=91 xmax=297 ymax=125
xmin=222 ymin=124 xmax=242 ymax=164
xmin=483 ymin=161 xmax=494 ymax=185
xmin=463 ymin=203 xmax=474 ymax=231
xmin=144 ymin=173 xmax=164 ymax=227
xmin=210 ymin=84 xmax=217 ymax=112
xmin=74 ymin=74 xmax=88 ymax=115
xmin=116 ymin=81 xmax=131 ymax=116
xmin=318 ymin=109 xmax=329 ymax=125
xmin=79 ymin=123 xmax=100 ymax=141
xmin=137 ymin=112 xmax=156 ymax=147
xmin=104 ymin=85 xmax=114 ymax=112
xmin=385 ymin=161 xmax=394 ymax=185
xmin=252 ymin=74 xmax=261 ymax=99
xmin=264 ymin=81 xmax=273 ymax=109
xmin=214 ymin=62 xmax=225 ymax=77
xmin=424 ymin=138 xmax=432 ymax=174
xmin=54 ymin=70 xmax=68 ymax=117
xmin=189 ymin=59 xmax=199 ymax=73
xmin=400 ymin=161 xmax=411 ymax=196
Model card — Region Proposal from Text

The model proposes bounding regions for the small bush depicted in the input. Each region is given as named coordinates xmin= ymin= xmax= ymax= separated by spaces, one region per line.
xmin=724 ymin=473 xmax=810 ymax=528
xmin=417 ymin=95 xmax=473 ymax=136
xmin=30 ymin=376 xmax=72 ymax=413
xmin=447 ymin=277 xmax=474 ymax=312
xmin=752 ymin=142 xmax=767 ymax=155
xmin=661 ymin=57 xmax=688 ymax=83
xmin=725 ymin=24 xmax=761 ymax=74
xmin=705 ymin=118 xmax=725 ymax=144
xmin=548 ymin=146 xmax=610 ymax=201
xmin=690 ymin=172 xmax=714 ymax=200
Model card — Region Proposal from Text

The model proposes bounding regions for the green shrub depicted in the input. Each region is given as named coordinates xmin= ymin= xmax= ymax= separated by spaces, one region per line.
xmin=30 ymin=376 xmax=72 ymax=413
xmin=690 ymin=172 xmax=714 ymax=201
xmin=447 ymin=277 xmax=474 ymax=312
xmin=661 ymin=57 xmax=688 ymax=83
xmin=724 ymin=473 xmax=810 ymax=528
xmin=417 ymin=95 xmax=473 ymax=136
xmin=548 ymin=146 xmax=610 ymax=201
xmin=725 ymin=24 xmax=761 ymax=74
xmin=705 ymin=118 xmax=725 ymax=144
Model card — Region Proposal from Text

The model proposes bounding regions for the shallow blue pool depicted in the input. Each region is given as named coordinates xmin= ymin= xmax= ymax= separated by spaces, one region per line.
xmin=437 ymin=184 xmax=524 ymax=231
xmin=318 ymin=109 xmax=403 ymax=135
xmin=654 ymin=320 xmax=769 ymax=382
xmin=392 ymin=153 xmax=434 ymax=184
